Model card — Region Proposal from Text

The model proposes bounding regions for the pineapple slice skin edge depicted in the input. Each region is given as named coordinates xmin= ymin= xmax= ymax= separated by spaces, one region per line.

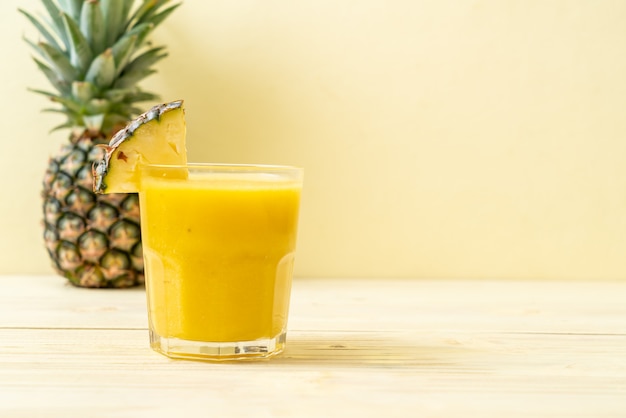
xmin=93 ymin=100 xmax=187 ymax=194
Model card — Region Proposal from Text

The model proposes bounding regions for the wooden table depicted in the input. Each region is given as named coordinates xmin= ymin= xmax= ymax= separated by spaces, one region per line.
xmin=0 ymin=276 xmax=624 ymax=417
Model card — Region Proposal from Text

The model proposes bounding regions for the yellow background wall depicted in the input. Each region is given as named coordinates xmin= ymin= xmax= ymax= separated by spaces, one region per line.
xmin=2 ymin=0 xmax=626 ymax=279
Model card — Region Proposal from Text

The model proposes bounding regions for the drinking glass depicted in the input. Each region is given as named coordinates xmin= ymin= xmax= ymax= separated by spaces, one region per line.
xmin=138 ymin=163 xmax=303 ymax=361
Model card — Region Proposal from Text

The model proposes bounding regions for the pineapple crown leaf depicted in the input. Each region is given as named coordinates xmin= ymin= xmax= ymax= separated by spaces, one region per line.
xmin=22 ymin=35 xmax=42 ymax=56
xmin=143 ymin=3 xmax=181 ymax=30
xmin=104 ymin=87 xmax=133 ymax=102
xmin=125 ymin=22 xmax=155 ymax=48
xmin=84 ymin=114 xmax=106 ymax=133
xmin=61 ymin=12 xmax=93 ymax=73
xmin=71 ymin=81 xmax=96 ymax=103
xmin=127 ymin=0 xmax=165 ymax=30
xmin=42 ymin=107 xmax=72 ymax=115
xmin=127 ymin=106 xmax=146 ymax=115
xmin=28 ymin=88 xmax=58 ymax=99
xmin=114 ymin=68 xmax=157 ymax=90
xmin=123 ymin=46 xmax=168 ymax=75
xmin=58 ymin=0 xmax=84 ymax=21
xmin=18 ymin=8 xmax=64 ymax=52
xmin=31 ymin=88 xmax=82 ymax=123
xmin=101 ymin=0 xmax=128 ymax=45
xmin=40 ymin=0 xmax=70 ymax=49
xmin=32 ymin=57 xmax=71 ymax=96
xmin=104 ymin=113 xmax=135 ymax=129
xmin=102 ymin=0 xmax=126 ymax=46
xmin=123 ymin=90 xmax=159 ymax=103
xmin=38 ymin=41 xmax=79 ymax=83
xmin=50 ymin=121 xmax=75 ymax=133
xmin=111 ymin=34 xmax=139 ymax=76
xmin=86 ymin=98 xmax=110 ymax=115
xmin=80 ymin=1 xmax=106 ymax=56
xmin=50 ymin=95 xmax=83 ymax=114
xmin=85 ymin=48 xmax=116 ymax=89
xmin=42 ymin=108 xmax=76 ymax=130
xmin=107 ymin=88 xmax=160 ymax=107
xmin=120 ymin=0 xmax=135 ymax=25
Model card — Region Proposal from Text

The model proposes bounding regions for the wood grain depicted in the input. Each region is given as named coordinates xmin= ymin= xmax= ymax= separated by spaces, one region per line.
xmin=0 ymin=276 xmax=625 ymax=417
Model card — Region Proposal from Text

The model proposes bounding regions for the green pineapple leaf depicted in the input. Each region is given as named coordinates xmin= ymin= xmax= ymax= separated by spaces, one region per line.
xmin=57 ymin=0 xmax=83 ymax=21
xmin=125 ymin=22 xmax=154 ymax=48
xmin=31 ymin=89 xmax=82 ymax=116
xmin=71 ymin=81 xmax=96 ymax=103
xmin=113 ymin=68 xmax=156 ymax=89
xmin=103 ymin=87 xmax=133 ymax=103
xmin=43 ymin=107 xmax=83 ymax=131
xmin=103 ymin=87 xmax=160 ymax=107
xmin=126 ymin=106 xmax=146 ymax=115
xmin=143 ymin=3 xmax=181 ymax=30
xmin=109 ymin=100 xmax=136 ymax=113
xmin=120 ymin=0 xmax=134 ymax=25
xmin=85 ymin=48 xmax=116 ymax=90
xmin=137 ymin=0 xmax=171 ymax=24
xmin=61 ymin=12 xmax=93 ymax=74
xmin=38 ymin=42 xmax=79 ymax=83
xmin=18 ymin=8 xmax=63 ymax=52
xmin=50 ymin=95 xmax=83 ymax=114
xmin=28 ymin=88 xmax=62 ymax=113
xmin=40 ymin=0 xmax=70 ymax=50
xmin=87 ymin=98 xmax=111 ymax=114
xmin=126 ymin=0 xmax=162 ymax=30
xmin=124 ymin=90 xmax=160 ymax=104
xmin=123 ymin=46 xmax=168 ymax=75
xmin=111 ymin=34 xmax=138 ymax=76
xmin=23 ymin=36 xmax=44 ymax=58
xmin=33 ymin=58 xmax=71 ymax=96
xmin=101 ymin=0 xmax=126 ymax=46
xmin=42 ymin=107 xmax=73 ymax=115
xmin=106 ymin=102 xmax=139 ymax=121
xmin=83 ymin=114 xmax=106 ymax=132
xmin=103 ymin=112 xmax=133 ymax=128
xmin=50 ymin=120 xmax=76 ymax=133
xmin=80 ymin=0 xmax=106 ymax=56
xmin=28 ymin=88 xmax=61 ymax=99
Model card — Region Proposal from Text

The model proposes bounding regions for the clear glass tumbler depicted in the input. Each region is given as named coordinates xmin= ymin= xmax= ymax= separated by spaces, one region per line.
xmin=138 ymin=163 xmax=303 ymax=361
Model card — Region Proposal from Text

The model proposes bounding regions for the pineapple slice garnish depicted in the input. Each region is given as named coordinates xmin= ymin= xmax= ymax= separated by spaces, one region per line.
xmin=93 ymin=100 xmax=187 ymax=194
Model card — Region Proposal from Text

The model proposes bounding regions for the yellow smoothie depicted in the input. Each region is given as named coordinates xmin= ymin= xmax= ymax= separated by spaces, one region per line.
xmin=139 ymin=167 xmax=302 ymax=344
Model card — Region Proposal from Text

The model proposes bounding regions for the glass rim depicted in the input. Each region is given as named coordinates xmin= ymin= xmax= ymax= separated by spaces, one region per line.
xmin=142 ymin=162 xmax=302 ymax=170
xmin=140 ymin=163 xmax=303 ymax=179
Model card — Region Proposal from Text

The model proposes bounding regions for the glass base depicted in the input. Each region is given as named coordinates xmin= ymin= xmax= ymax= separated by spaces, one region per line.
xmin=149 ymin=329 xmax=287 ymax=361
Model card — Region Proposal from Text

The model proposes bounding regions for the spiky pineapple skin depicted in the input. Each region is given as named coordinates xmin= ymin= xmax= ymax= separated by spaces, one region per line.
xmin=43 ymin=131 xmax=143 ymax=288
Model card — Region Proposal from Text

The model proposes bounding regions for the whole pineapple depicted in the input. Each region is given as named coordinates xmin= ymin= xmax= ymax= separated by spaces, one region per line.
xmin=21 ymin=0 xmax=180 ymax=287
